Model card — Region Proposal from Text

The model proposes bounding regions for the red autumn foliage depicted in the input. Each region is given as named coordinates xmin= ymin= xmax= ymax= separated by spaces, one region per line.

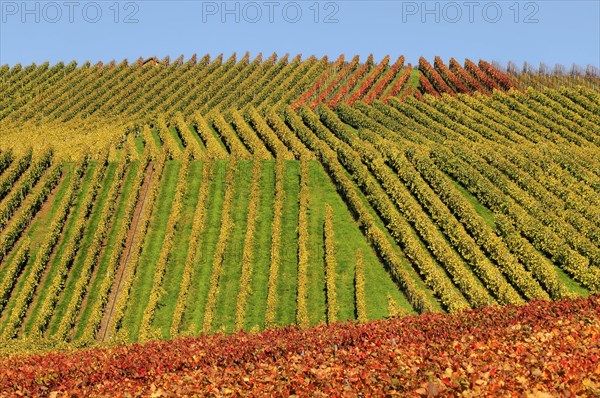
xmin=434 ymin=56 xmax=470 ymax=93
xmin=291 ymin=55 xmax=346 ymax=110
xmin=363 ymin=56 xmax=405 ymax=104
xmin=327 ymin=84 xmax=349 ymax=108
xmin=449 ymin=57 xmax=489 ymax=94
xmin=418 ymin=57 xmax=454 ymax=95
xmin=400 ymin=85 xmax=415 ymax=101
xmin=309 ymin=55 xmax=360 ymax=108
xmin=345 ymin=56 xmax=372 ymax=90
xmin=2 ymin=295 xmax=599 ymax=397
xmin=478 ymin=59 xmax=517 ymax=90
xmin=418 ymin=73 xmax=440 ymax=97
xmin=346 ymin=55 xmax=390 ymax=106
xmin=324 ymin=59 xmax=371 ymax=108
xmin=383 ymin=64 xmax=412 ymax=101
xmin=465 ymin=58 xmax=501 ymax=91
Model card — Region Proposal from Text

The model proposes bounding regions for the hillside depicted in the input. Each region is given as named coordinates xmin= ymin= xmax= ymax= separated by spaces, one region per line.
xmin=0 ymin=54 xmax=599 ymax=357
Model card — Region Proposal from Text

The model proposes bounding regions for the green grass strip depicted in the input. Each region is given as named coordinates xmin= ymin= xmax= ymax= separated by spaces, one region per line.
xmin=212 ymin=160 xmax=253 ymax=333
xmin=244 ymin=160 xmax=275 ymax=331
xmin=120 ymin=160 xmax=180 ymax=341
xmin=274 ymin=160 xmax=299 ymax=327
xmin=153 ymin=160 xmax=204 ymax=339
xmin=181 ymin=160 xmax=227 ymax=334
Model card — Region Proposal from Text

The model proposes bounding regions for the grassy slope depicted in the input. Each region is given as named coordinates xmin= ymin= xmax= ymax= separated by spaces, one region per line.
xmin=305 ymin=161 xmax=327 ymax=326
xmin=319 ymin=123 xmax=438 ymax=313
xmin=153 ymin=160 xmax=204 ymax=339
xmin=134 ymin=137 xmax=145 ymax=156
xmin=150 ymin=130 xmax=162 ymax=149
xmin=243 ymin=160 xmax=275 ymax=331
xmin=212 ymin=160 xmax=253 ymax=333
xmin=341 ymin=165 xmax=437 ymax=314
xmin=181 ymin=160 xmax=227 ymax=335
xmin=274 ymin=160 xmax=300 ymax=327
xmin=312 ymin=162 xmax=417 ymax=320
xmin=120 ymin=161 xmax=180 ymax=341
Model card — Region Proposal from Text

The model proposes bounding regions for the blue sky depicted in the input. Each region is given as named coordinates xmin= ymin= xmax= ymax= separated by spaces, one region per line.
xmin=0 ymin=0 xmax=598 ymax=68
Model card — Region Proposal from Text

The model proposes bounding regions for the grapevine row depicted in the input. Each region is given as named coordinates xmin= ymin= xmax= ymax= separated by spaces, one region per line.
xmin=323 ymin=204 xmax=338 ymax=324
xmin=201 ymin=159 xmax=238 ymax=333
xmin=170 ymin=159 xmax=213 ymax=337
xmin=233 ymin=158 xmax=263 ymax=330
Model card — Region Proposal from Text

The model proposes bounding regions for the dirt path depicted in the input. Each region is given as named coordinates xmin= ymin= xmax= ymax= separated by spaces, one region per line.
xmin=97 ymin=163 xmax=154 ymax=342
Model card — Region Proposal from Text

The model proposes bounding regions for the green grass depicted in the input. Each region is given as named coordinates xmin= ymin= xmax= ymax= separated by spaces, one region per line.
xmin=212 ymin=160 xmax=253 ymax=333
xmin=46 ymin=163 xmax=117 ymax=337
xmin=182 ymin=160 xmax=227 ymax=335
xmin=153 ymin=161 xmax=204 ymax=339
xmin=168 ymin=127 xmax=185 ymax=151
xmin=120 ymin=160 xmax=180 ymax=341
xmin=28 ymin=164 xmax=76 ymax=245
xmin=309 ymin=163 xmax=349 ymax=322
xmin=150 ymin=129 xmax=162 ymax=148
xmin=451 ymin=179 xmax=496 ymax=230
xmin=305 ymin=161 xmax=327 ymax=326
xmin=410 ymin=69 xmax=420 ymax=89
xmin=314 ymin=162 xmax=418 ymax=319
xmin=244 ymin=160 xmax=275 ymax=331
xmin=333 ymin=124 xmax=439 ymax=313
xmin=134 ymin=137 xmax=145 ymax=155
xmin=555 ymin=265 xmax=589 ymax=296
xmin=274 ymin=160 xmax=299 ymax=327
xmin=73 ymin=162 xmax=139 ymax=341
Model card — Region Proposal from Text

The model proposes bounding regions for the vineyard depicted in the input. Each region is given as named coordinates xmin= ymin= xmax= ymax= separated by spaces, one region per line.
xmin=0 ymin=53 xmax=599 ymax=393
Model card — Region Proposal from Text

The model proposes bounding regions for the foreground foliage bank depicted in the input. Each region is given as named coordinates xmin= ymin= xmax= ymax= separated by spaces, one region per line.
xmin=0 ymin=295 xmax=598 ymax=396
